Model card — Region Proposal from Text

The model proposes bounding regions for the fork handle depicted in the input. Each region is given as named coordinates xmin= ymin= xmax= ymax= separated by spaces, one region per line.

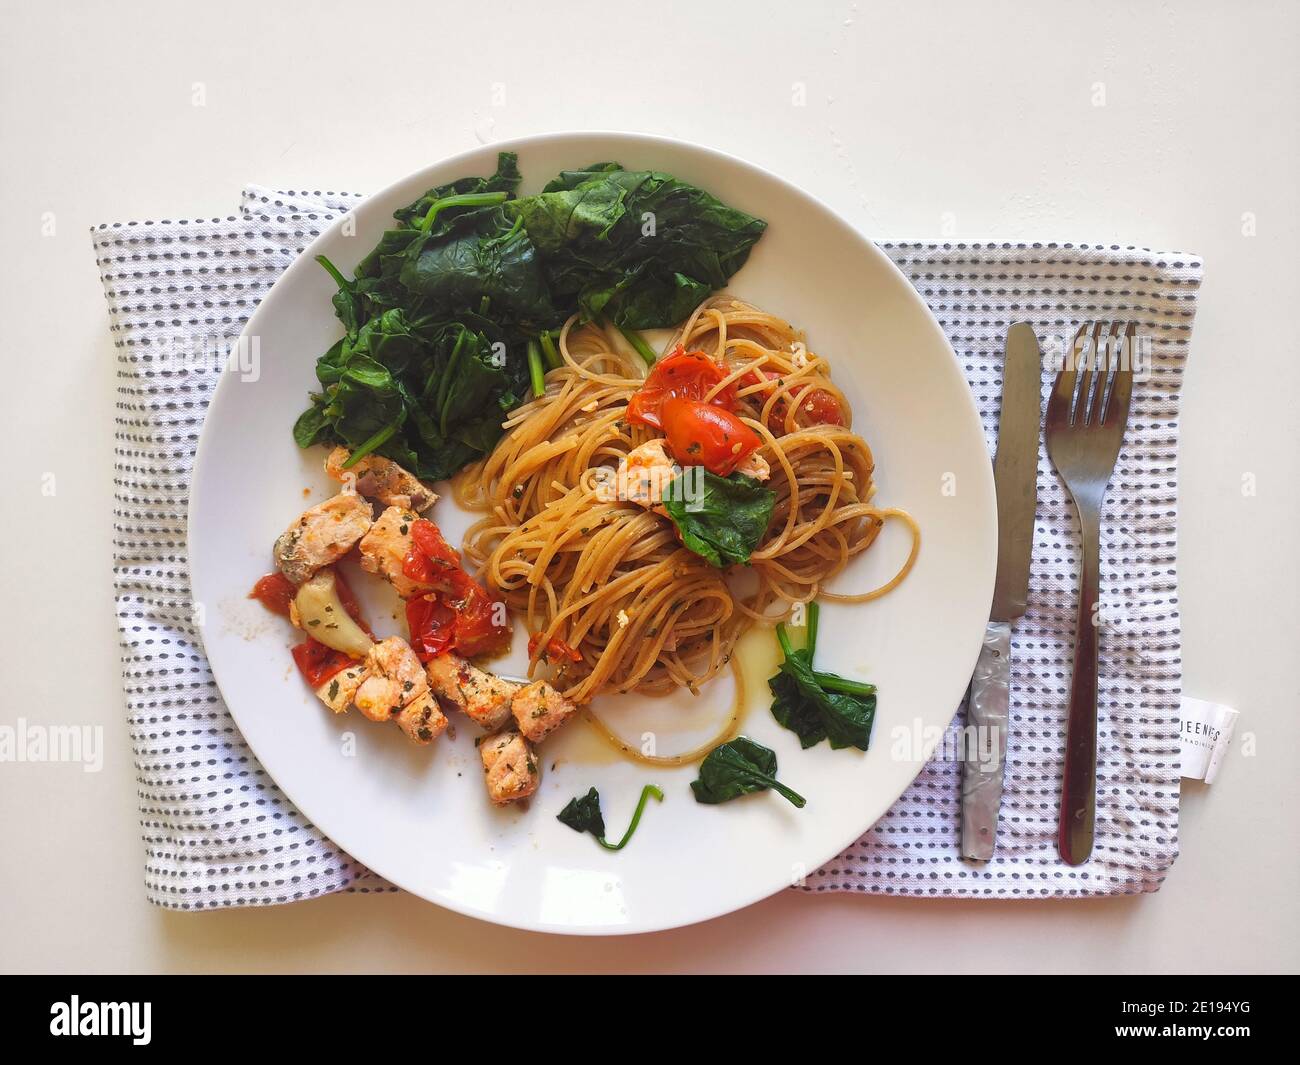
xmin=1058 ymin=503 xmax=1101 ymax=865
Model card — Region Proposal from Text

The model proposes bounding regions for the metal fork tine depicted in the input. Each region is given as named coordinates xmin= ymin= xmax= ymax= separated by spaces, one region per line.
xmin=1078 ymin=321 xmax=1103 ymax=424
xmin=1049 ymin=323 xmax=1087 ymax=426
xmin=1096 ymin=321 xmax=1120 ymax=420
xmin=1105 ymin=321 xmax=1136 ymax=423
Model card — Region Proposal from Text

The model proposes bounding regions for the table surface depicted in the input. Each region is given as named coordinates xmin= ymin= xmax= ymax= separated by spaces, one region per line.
xmin=2 ymin=0 xmax=1297 ymax=975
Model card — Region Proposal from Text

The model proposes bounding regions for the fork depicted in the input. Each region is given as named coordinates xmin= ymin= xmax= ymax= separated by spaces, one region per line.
xmin=1045 ymin=321 xmax=1135 ymax=865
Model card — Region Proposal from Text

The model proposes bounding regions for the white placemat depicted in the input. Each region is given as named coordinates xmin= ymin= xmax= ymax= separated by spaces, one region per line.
xmin=92 ymin=185 xmax=1200 ymax=907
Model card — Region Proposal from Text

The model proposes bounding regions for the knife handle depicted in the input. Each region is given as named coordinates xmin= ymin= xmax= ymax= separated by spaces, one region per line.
xmin=960 ymin=621 xmax=1011 ymax=860
xmin=1058 ymin=506 xmax=1101 ymax=865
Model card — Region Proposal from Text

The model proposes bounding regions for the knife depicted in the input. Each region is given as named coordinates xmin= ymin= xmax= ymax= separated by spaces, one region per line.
xmin=960 ymin=322 xmax=1042 ymax=861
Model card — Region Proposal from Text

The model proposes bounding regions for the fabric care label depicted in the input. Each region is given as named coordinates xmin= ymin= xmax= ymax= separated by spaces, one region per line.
xmin=1180 ymin=697 xmax=1239 ymax=784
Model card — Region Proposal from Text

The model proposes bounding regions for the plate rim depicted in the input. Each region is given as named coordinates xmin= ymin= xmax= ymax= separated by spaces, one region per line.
xmin=188 ymin=129 xmax=996 ymax=934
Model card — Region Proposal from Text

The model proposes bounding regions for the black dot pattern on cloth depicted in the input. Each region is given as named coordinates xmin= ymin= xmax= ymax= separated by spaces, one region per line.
xmin=91 ymin=187 xmax=1201 ymax=907
xmin=93 ymin=185 xmax=394 ymax=909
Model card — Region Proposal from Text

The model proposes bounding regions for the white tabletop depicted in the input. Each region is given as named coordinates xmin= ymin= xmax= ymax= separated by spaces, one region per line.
xmin=2 ymin=0 xmax=1297 ymax=974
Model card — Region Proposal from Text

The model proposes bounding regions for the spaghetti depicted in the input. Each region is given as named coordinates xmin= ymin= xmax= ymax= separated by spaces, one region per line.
xmin=455 ymin=297 xmax=919 ymax=704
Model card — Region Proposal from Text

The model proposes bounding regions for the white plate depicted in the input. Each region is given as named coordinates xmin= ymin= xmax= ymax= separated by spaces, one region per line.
xmin=189 ymin=131 xmax=996 ymax=934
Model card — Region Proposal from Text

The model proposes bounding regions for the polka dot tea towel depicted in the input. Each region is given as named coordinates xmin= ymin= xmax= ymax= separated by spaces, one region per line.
xmin=92 ymin=187 xmax=1200 ymax=906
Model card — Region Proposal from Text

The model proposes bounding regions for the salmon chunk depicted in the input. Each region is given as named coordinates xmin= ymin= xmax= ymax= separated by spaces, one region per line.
xmin=273 ymin=493 xmax=373 ymax=584
xmin=394 ymin=690 xmax=449 ymax=745
xmin=510 ymin=680 xmax=578 ymax=743
xmin=354 ymin=636 xmax=429 ymax=722
xmin=622 ymin=438 xmax=677 ymax=508
xmin=358 ymin=506 xmax=439 ymax=599
xmin=313 ymin=662 xmax=367 ymax=714
xmin=479 ymin=731 xmax=539 ymax=804
xmin=734 ymin=450 xmax=771 ymax=482
xmin=426 ymin=653 xmax=518 ymax=732
xmin=325 ymin=447 xmax=438 ymax=513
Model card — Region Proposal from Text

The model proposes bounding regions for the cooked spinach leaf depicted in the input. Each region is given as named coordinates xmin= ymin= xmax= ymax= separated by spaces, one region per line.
xmin=769 ymin=601 xmax=877 ymax=751
xmin=513 ymin=163 xmax=767 ymax=329
xmin=390 ymin=152 xmax=523 ymax=229
xmin=399 ymin=207 xmax=558 ymax=333
xmin=690 ymin=737 xmax=806 ymax=808
xmin=557 ymin=787 xmax=606 ymax=837
xmin=557 ymin=784 xmax=663 ymax=851
xmin=295 ymin=151 xmax=767 ymax=481
xmin=316 ymin=255 xmax=363 ymax=338
xmin=662 ymin=470 xmax=775 ymax=567
xmin=295 ymin=309 xmax=525 ymax=481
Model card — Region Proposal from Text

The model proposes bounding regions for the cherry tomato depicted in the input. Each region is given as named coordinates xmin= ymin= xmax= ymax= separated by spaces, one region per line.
xmin=406 ymin=595 xmax=457 ymax=662
xmin=528 ymin=632 xmax=582 ymax=663
xmin=249 ymin=572 xmax=296 ymax=617
xmin=402 ymin=518 xmax=462 ymax=587
xmin=291 ymin=638 xmax=355 ymax=688
xmin=411 ymin=519 xmax=460 ymax=565
xmin=741 ymin=366 xmax=779 ymax=390
xmin=798 ymin=387 xmax=845 ymax=426
xmin=455 ymin=600 xmax=509 ymax=657
xmin=740 ymin=369 xmax=844 ymax=429
xmin=450 ymin=575 xmax=511 ymax=657
xmin=398 ymin=518 xmax=510 ymax=658
xmin=661 ymin=397 xmax=762 ymax=476
xmin=626 ymin=347 xmax=736 ymax=429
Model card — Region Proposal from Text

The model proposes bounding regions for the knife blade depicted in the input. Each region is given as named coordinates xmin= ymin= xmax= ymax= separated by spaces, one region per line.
xmin=960 ymin=322 xmax=1041 ymax=860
